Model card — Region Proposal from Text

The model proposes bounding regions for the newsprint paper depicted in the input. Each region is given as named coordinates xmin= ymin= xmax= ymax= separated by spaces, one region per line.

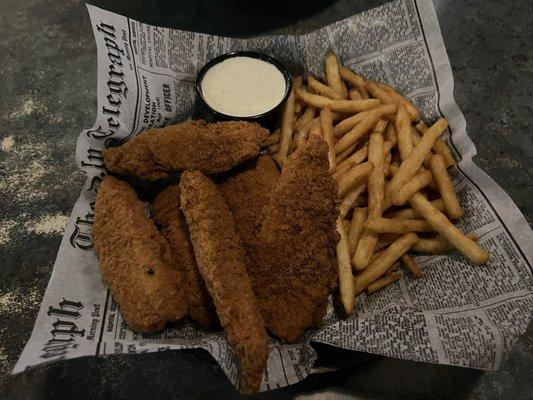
xmin=14 ymin=0 xmax=533 ymax=392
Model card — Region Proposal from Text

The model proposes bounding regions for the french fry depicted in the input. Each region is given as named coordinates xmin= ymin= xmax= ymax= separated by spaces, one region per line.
xmin=264 ymin=130 xmax=279 ymax=146
xmin=343 ymin=219 xmax=350 ymax=233
xmin=339 ymin=79 xmax=349 ymax=99
xmin=386 ymin=199 xmax=446 ymax=219
xmin=354 ymin=233 xmax=418 ymax=295
xmin=367 ymin=273 xmax=400 ymax=294
xmin=273 ymin=86 xmax=296 ymax=166
xmin=417 ymin=121 xmax=456 ymax=167
xmin=334 ymin=105 xmax=398 ymax=154
xmin=297 ymin=89 xmax=380 ymax=114
xmin=375 ymin=233 xmax=402 ymax=251
xmin=386 ymin=263 xmax=400 ymax=275
xmin=308 ymin=76 xmax=343 ymax=100
xmin=333 ymin=160 xmax=355 ymax=181
xmin=336 ymin=217 xmax=355 ymax=315
xmin=385 ymin=118 xmax=448 ymax=202
xmin=268 ymin=143 xmax=279 ymax=154
xmin=411 ymin=233 xmax=477 ymax=253
xmin=375 ymin=82 xmax=420 ymax=121
xmin=339 ymin=184 xmax=366 ymax=218
xmin=326 ymin=52 xmax=347 ymax=98
xmin=338 ymin=66 xmax=369 ymax=98
xmin=348 ymin=207 xmax=367 ymax=255
xmin=293 ymin=75 xmax=304 ymax=115
xmin=338 ymin=161 xmax=374 ymax=197
xmin=349 ymin=89 xmax=362 ymax=100
xmin=320 ymin=108 xmax=337 ymax=172
xmin=429 ymin=154 xmax=463 ymax=219
xmin=392 ymin=170 xmax=433 ymax=206
xmin=400 ymin=254 xmax=423 ymax=277
xmin=337 ymin=143 xmax=369 ymax=168
xmin=294 ymin=107 xmax=315 ymax=130
xmin=309 ymin=119 xmax=322 ymax=138
xmin=333 ymin=104 xmax=396 ymax=138
xmin=409 ymin=192 xmax=489 ymax=264
xmin=335 ymin=142 xmax=358 ymax=164
xmin=395 ymin=104 xmax=414 ymax=160
xmin=353 ymin=121 xmax=386 ymax=270
xmin=364 ymin=218 xmax=433 ymax=233
xmin=385 ymin=122 xmax=397 ymax=146
xmin=411 ymin=235 xmax=454 ymax=253
xmin=389 ymin=162 xmax=399 ymax=176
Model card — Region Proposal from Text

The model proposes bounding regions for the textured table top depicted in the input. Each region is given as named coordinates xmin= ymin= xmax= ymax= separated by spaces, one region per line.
xmin=0 ymin=0 xmax=531 ymax=399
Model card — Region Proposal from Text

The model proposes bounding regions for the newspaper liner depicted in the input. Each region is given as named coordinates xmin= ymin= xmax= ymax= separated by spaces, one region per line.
xmin=14 ymin=0 xmax=532 ymax=392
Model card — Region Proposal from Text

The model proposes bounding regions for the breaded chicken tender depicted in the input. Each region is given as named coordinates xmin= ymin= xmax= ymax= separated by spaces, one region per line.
xmin=180 ymin=171 xmax=268 ymax=395
xmin=252 ymin=135 xmax=339 ymax=342
xmin=219 ymin=155 xmax=279 ymax=253
xmin=93 ymin=176 xmax=188 ymax=332
xmin=152 ymin=184 xmax=217 ymax=327
xmin=103 ymin=120 xmax=268 ymax=181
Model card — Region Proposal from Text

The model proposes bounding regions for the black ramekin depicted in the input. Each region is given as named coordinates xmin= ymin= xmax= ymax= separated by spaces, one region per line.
xmin=195 ymin=51 xmax=292 ymax=130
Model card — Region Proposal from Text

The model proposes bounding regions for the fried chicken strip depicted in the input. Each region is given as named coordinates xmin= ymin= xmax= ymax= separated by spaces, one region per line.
xmin=93 ymin=176 xmax=187 ymax=332
xmin=219 ymin=155 xmax=279 ymax=253
xmin=103 ymin=120 xmax=269 ymax=181
xmin=180 ymin=171 xmax=268 ymax=395
xmin=252 ymin=135 xmax=339 ymax=342
xmin=152 ymin=184 xmax=217 ymax=327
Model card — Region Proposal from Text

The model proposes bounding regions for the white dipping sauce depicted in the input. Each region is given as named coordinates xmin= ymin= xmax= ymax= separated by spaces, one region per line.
xmin=201 ymin=56 xmax=286 ymax=117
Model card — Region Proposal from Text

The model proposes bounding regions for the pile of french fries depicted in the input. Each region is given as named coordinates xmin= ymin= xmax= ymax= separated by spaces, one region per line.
xmin=269 ymin=52 xmax=490 ymax=316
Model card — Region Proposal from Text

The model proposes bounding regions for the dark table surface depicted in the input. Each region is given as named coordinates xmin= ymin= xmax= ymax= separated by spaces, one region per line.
xmin=0 ymin=0 xmax=531 ymax=399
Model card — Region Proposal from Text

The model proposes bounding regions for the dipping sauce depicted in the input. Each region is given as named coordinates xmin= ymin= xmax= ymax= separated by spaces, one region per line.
xmin=200 ymin=56 xmax=287 ymax=118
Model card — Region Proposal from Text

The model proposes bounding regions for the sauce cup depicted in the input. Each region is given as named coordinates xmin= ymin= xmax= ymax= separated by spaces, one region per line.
xmin=195 ymin=51 xmax=292 ymax=130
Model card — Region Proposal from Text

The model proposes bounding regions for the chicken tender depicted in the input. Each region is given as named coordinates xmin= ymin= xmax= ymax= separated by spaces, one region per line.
xmin=252 ymin=135 xmax=339 ymax=342
xmin=93 ymin=176 xmax=187 ymax=332
xmin=103 ymin=120 xmax=269 ymax=181
xmin=180 ymin=171 xmax=268 ymax=395
xmin=219 ymin=155 xmax=279 ymax=253
xmin=152 ymin=184 xmax=217 ymax=327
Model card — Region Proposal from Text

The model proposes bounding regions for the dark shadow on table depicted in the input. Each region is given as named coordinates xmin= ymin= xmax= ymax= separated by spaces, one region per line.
xmin=87 ymin=0 xmax=335 ymax=36
xmin=11 ymin=343 xmax=482 ymax=400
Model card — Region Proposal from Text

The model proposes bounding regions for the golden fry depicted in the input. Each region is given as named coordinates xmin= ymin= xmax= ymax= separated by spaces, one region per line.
xmin=308 ymin=76 xmax=343 ymax=100
xmin=429 ymin=154 xmax=463 ymax=219
xmin=326 ymin=52 xmax=346 ymax=98
xmin=274 ymin=86 xmax=296 ymax=166
xmin=338 ymin=161 xmax=374 ymax=197
xmin=417 ymin=121 xmax=456 ymax=167
xmin=385 ymin=122 xmax=397 ymax=146
xmin=320 ymin=108 xmax=337 ymax=171
xmin=392 ymin=170 xmax=433 ymax=206
xmin=367 ymin=273 xmax=400 ymax=294
xmin=297 ymin=89 xmax=380 ymax=113
xmin=333 ymin=104 xmax=396 ymax=138
xmin=338 ymin=66 xmax=369 ymax=98
xmin=336 ymin=217 xmax=355 ymax=316
xmin=349 ymin=89 xmax=362 ymax=100
xmin=409 ymin=192 xmax=489 ymax=264
xmin=395 ymin=104 xmax=414 ymax=160
xmin=400 ymin=254 xmax=423 ymax=277
xmin=386 ymin=199 xmax=446 ymax=219
xmin=353 ymin=121 xmax=386 ymax=270
xmin=335 ymin=142 xmax=358 ymax=164
xmin=348 ymin=207 xmax=367 ymax=255
xmin=354 ymin=233 xmax=418 ymax=295
xmin=375 ymin=82 xmax=420 ymax=121
xmin=364 ymin=218 xmax=433 ymax=233
xmin=339 ymin=184 xmax=366 ymax=218
xmin=385 ymin=118 xmax=448 ymax=202
xmin=334 ymin=106 xmax=398 ymax=154
xmin=294 ymin=107 xmax=315 ymax=130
